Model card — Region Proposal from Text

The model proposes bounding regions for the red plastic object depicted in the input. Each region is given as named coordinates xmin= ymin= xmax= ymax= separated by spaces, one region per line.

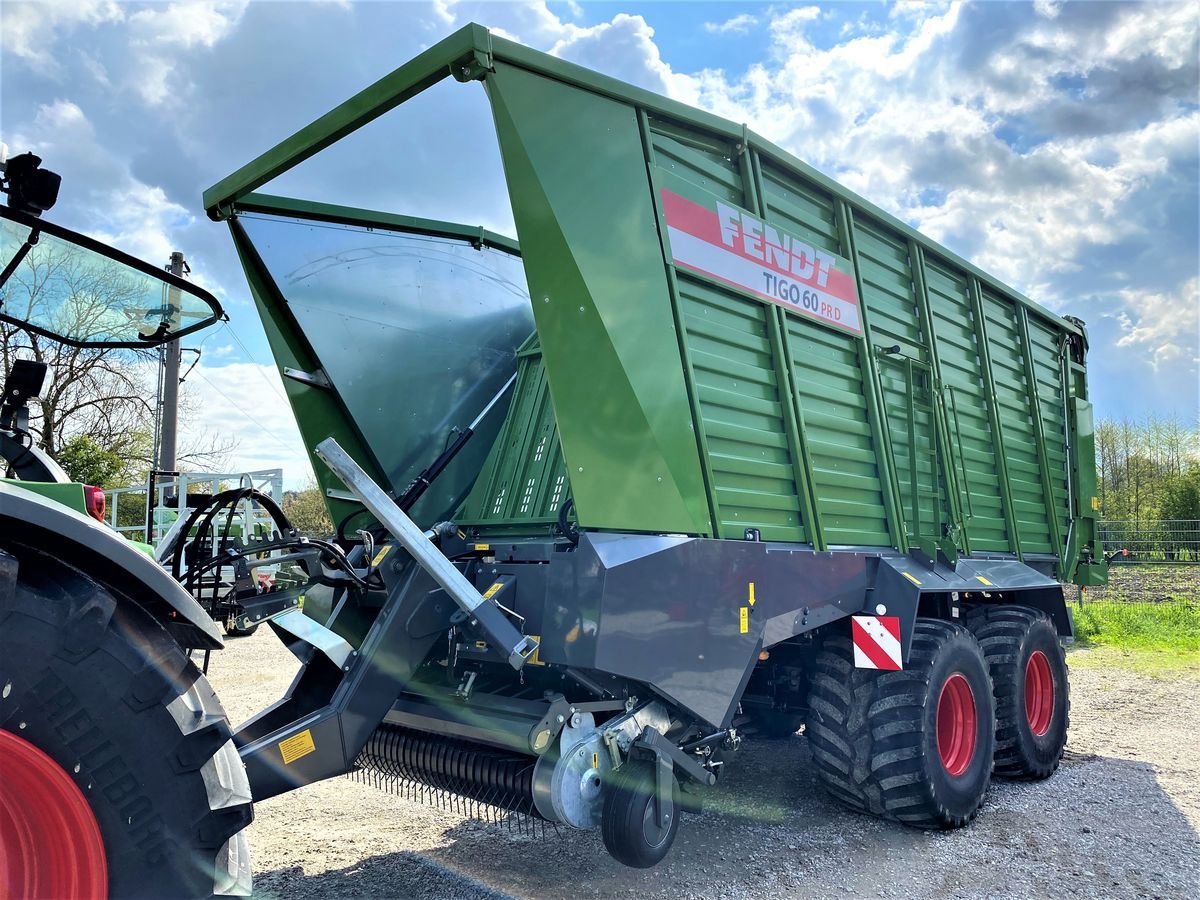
xmin=0 ymin=729 xmax=108 ymax=899
xmin=935 ymin=673 xmax=977 ymax=777
xmin=1024 ymin=650 xmax=1055 ymax=737
xmin=83 ymin=485 xmax=106 ymax=523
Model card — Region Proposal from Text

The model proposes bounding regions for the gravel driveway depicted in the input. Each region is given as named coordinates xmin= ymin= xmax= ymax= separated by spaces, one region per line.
xmin=207 ymin=634 xmax=1200 ymax=899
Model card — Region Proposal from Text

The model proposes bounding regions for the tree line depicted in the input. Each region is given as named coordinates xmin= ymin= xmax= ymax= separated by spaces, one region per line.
xmin=1096 ymin=415 xmax=1200 ymax=561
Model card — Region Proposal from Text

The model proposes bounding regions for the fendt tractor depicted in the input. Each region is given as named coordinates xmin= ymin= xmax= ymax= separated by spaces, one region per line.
xmin=2 ymin=25 xmax=1107 ymax=898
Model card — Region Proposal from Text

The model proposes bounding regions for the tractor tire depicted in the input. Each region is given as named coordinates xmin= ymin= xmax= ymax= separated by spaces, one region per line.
xmin=806 ymin=618 xmax=995 ymax=829
xmin=601 ymin=762 xmax=680 ymax=868
xmin=966 ymin=605 xmax=1069 ymax=780
xmin=0 ymin=555 xmax=253 ymax=898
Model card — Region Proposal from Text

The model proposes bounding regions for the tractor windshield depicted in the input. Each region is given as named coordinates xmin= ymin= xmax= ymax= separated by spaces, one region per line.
xmin=0 ymin=206 xmax=222 ymax=348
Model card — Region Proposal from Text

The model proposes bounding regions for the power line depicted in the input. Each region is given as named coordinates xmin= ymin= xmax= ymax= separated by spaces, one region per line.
xmin=190 ymin=368 xmax=304 ymax=458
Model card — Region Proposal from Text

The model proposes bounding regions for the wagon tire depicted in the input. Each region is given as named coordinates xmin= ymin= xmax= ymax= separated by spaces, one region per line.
xmin=601 ymin=762 xmax=679 ymax=868
xmin=806 ymin=618 xmax=994 ymax=829
xmin=0 ymin=553 xmax=253 ymax=898
xmin=966 ymin=605 xmax=1069 ymax=780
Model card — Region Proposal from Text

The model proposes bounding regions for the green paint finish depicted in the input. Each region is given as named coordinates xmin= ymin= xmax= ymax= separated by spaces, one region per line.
xmin=459 ymin=337 xmax=567 ymax=531
xmin=486 ymin=62 xmax=711 ymax=535
xmin=207 ymin=24 xmax=1103 ymax=582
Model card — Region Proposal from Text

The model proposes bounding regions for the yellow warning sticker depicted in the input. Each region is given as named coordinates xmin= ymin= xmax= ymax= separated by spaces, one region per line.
xmin=483 ymin=582 xmax=503 ymax=600
xmin=371 ymin=544 xmax=392 ymax=568
xmin=1091 ymin=496 xmax=1101 ymax=511
xmin=279 ymin=729 xmax=315 ymax=765
xmin=592 ymin=752 xmax=600 ymax=769
xmin=901 ymin=571 xmax=922 ymax=585
xmin=748 ymin=582 xmax=756 ymax=607
xmin=524 ymin=634 xmax=544 ymax=666
xmin=975 ymin=575 xmax=993 ymax=586
xmin=475 ymin=640 xmax=488 ymax=650
xmin=739 ymin=606 xmax=749 ymax=634
xmin=474 ymin=543 xmax=491 ymax=552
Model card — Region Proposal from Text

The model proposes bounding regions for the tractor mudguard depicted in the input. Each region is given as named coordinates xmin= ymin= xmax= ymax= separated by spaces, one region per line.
xmin=0 ymin=481 xmax=223 ymax=650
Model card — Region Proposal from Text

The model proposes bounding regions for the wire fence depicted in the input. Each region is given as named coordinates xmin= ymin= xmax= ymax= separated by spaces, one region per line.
xmin=1062 ymin=565 xmax=1199 ymax=648
xmin=1098 ymin=519 xmax=1200 ymax=564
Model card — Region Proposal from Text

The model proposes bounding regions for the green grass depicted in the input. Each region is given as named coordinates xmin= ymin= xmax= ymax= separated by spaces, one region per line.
xmin=1072 ymin=599 xmax=1200 ymax=652
xmin=1068 ymin=645 xmax=1200 ymax=677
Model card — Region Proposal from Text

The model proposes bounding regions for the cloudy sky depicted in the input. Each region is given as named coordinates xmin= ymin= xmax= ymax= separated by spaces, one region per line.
xmin=2 ymin=0 xmax=1197 ymax=487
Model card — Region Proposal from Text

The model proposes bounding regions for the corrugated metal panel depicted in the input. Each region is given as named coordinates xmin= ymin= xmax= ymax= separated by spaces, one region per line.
xmin=650 ymin=123 xmax=808 ymax=542
xmin=785 ymin=317 xmax=891 ymax=545
xmin=852 ymin=215 xmax=946 ymax=547
xmin=458 ymin=339 xmax=567 ymax=529
xmin=925 ymin=260 xmax=1011 ymax=552
xmin=680 ymin=276 xmax=808 ymax=541
xmin=981 ymin=290 xmax=1054 ymax=555
xmin=758 ymin=160 xmax=890 ymax=546
xmin=1027 ymin=317 xmax=1071 ymax=550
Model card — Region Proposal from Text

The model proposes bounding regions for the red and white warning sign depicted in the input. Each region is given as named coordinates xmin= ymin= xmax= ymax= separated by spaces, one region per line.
xmin=851 ymin=615 xmax=903 ymax=670
xmin=661 ymin=188 xmax=863 ymax=335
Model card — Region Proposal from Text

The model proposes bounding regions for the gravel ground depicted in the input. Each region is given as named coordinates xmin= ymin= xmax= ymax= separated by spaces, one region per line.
xmin=208 ymin=634 xmax=1200 ymax=900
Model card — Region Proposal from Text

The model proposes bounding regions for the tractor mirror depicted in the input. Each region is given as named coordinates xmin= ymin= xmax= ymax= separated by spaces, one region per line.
xmin=0 ymin=205 xmax=223 ymax=348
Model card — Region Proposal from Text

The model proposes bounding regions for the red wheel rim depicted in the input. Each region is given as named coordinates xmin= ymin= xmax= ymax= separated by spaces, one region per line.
xmin=1024 ymin=650 xmax=1055 ymax=737
xmin=936 ymin=673 xmax=977 ymax=776
xmin=0 ymin=729 xmax=107 ymax=899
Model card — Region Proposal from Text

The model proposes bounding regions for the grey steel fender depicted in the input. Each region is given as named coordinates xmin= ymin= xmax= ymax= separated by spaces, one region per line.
xmin=0 ymin=481 xmax=223 ymax=649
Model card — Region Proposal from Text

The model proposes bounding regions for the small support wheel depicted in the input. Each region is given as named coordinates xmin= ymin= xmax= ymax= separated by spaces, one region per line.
xmin=225 ymin=620 xmax=259 ymax=638
xmin=600 ymin=762 xmax=679 ymax=868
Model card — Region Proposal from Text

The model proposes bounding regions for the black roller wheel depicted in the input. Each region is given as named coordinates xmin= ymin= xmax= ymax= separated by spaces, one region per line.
xmin=966 ymin=605 xmax=1069 ymax=779
xmin=0 ymin=549 xmax=254 ymax=898
xmin=806 ymin=618 xmax=995 ymax=828
xmin=601 ymin=762 xmax=679 ymax=868
xmin=225 ymin=620 xmax=259 ymax=638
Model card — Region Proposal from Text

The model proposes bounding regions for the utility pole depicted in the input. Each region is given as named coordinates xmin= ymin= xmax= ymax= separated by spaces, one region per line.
xmin=158 ymin=251 xmax=185 ymax=473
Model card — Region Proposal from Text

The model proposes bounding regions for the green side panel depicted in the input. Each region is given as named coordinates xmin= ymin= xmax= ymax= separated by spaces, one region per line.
xmin=784 ymin=318 xmax=891 ymax=546
xmin=980 ymin=290 xmax=1055 ymax=555
xmin=756 ymin=160 xmax=890 ymax=547
xmin=458 ymin=338 xmax=569 ymax=532
xmin=678 ymin=276 xmax=806 ymax=541
xmin=852 ymin=214 xmax=948 ymax=550
xmin=646 ymin=120 xmax=807 ymax=541
xmin=1027 ymin=317 xmax=1072 ymax=550
xmin=486 ymin=62 xmax=711 ymax=536
xmin=925 ymin=260 xmax=1010 ymax=551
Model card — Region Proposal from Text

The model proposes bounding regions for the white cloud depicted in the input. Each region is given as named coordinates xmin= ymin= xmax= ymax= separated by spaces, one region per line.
xmin=704 ymin=14 xmax=758 ymax=36
xmin=1115 ymin=277 xmax=1200 ymax=371
xmin=182 ymin=362 xmax=314 ymax=489
xmin=3 ymin=99 xmax=194 ymax=265
xmin=1 ymin=0 xmax=124 ymax=73
xmin=128 ymin=1 xmax=247 ymax=49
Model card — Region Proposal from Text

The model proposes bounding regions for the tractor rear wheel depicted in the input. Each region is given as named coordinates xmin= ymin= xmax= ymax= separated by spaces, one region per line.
xmin=966 ymin=605 xmax=1069 ymax=779
xmin=0 ymin=556 xmax=253 ymax=897
xmin=806 ymin=618 xmax=995 ymax=828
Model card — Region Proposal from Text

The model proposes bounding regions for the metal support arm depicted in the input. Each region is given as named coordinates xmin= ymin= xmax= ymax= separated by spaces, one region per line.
xmin=315 ymin=437 xmax=537 ymax=669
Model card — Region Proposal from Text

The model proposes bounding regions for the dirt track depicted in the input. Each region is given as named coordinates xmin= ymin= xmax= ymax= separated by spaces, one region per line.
xmin=208 ymin=635 xmax=1200 ymax=899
